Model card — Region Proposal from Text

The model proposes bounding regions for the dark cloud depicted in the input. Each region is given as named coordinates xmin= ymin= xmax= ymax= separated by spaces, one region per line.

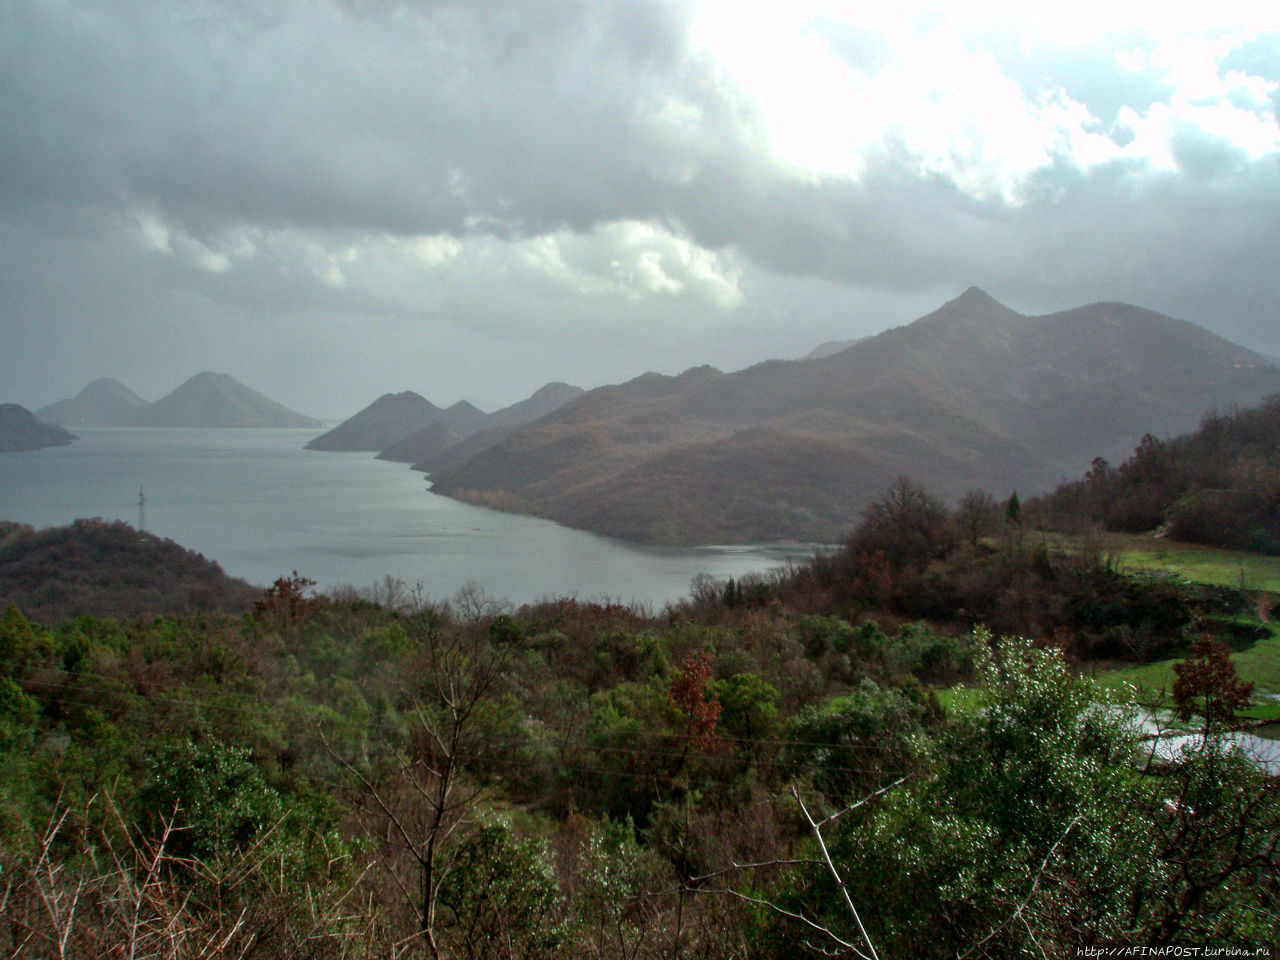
xmin=1 ymin=1 xmax=1278 ymax=417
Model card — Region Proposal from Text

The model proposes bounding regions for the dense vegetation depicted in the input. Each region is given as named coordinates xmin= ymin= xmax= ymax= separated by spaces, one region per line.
xmin=1032 ymin=395 xmax=1280 ymax=554
xmin=2 ymin=489 xmax=1277 ymax=956
xmin=0 ymin=519 xmax=259 ymax=622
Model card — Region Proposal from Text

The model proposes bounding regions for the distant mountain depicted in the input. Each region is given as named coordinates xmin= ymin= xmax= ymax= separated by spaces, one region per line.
xmin=37 ymin=377 xmax=148 ymax=426
xmin=306 ymin=391 xmax=443 ymax=451
xmin=38 ymin=374 xmax=320 ymax=428
xmin=136 ymin=372 xmax=321 ymax=428
xmin=0 ymin=404 xmax=77 ymax=452
xmin=0 ymin=518 xmax=259 ymax=622
xmin=309 ymin=382 xmax=585 ymax=457
xmin=439 ymin=400 xmax=490 ymax=435
xmin=398 ymin=383 xmax=588 ymax=472
xmin=429 ymin=288 xmax=1280 ymax=544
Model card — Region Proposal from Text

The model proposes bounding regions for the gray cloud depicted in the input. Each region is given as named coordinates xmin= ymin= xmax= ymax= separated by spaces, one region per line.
xmin=1 ymin=1 xmax=1278 ymax=417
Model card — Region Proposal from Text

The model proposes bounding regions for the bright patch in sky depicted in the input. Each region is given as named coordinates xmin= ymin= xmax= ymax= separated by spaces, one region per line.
xmin=691 ymin=0 xmax=1280 ymax=197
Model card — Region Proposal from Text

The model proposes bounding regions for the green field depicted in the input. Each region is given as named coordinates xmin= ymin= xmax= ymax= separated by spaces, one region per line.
xmin=1071 ymin=532 xmax=1280 ymax=724
xmin=1094 ymin=531 xmax=1280 ymax=594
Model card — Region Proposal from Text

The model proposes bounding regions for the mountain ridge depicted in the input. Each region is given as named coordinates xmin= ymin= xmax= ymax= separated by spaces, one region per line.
xmin=429 ymin=289 xmax=1280 ymax=544
xmin=308 ymin=382 xmax=586 ymax=457
xmin=36 ymin=377 xmax=148 ymax=427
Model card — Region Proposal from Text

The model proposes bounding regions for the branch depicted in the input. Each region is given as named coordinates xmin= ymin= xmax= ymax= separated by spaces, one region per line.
xmin=816 ymin=776 xmax=909 ymax=830
xmin=794 ymin=786 xmax=882 ymax=960
xmin=697 ymin=885 xmax=866 ymax=957
xmin=957 ymin=815 xmax=1082 ymax=960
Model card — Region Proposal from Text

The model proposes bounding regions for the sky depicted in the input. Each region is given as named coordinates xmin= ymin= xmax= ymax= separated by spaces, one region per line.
xmin=2 ymin=0 xmax=1278 ymax=419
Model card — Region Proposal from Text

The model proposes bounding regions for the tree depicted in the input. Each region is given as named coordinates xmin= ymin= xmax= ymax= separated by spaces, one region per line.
xmin=849 ymin=477 xmax=952 ymax=571
xmin=326 ymin=615 xmax=517 ymax=957
xmin=953 ymin=489 xmax=999 ymax=547
xmin=1171 ymin=635 xmax=1254 ymax=734
xmin=435 ymin=820 xmax=563 ymax=960
xmin=1004 ymin=491 xmax=1022 ymax=526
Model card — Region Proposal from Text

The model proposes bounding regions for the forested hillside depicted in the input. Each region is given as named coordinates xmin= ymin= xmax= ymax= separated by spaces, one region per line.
xmin=1 ymin=488 xmax=1276 ymax=956
xmin=1033 ymin=395 xmax=1280 ymax=553
xmin=0 ymin=519 xmax=259 ymax=621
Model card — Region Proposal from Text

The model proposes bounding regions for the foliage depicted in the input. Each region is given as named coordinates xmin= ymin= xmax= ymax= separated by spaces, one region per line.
xmin=1 ymin=522 xmax=1277 ymax=957
xmin=0 ymin=518 xmax=259 ymax=622
xmin=435 ymin=820 xmax=563 ymax=960
xmin=1171 ymin=636 xmax=1255 ymax=733
xmin=1033 ymin=396 xmax=1280 ymax=553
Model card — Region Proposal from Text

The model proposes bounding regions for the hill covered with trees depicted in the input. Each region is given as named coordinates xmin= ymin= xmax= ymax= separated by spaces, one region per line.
xmin=1032 ymin=395 xmax=1280 ymax=554
xmin=0 ymin=404 xmax=77 ymax=452
xmin=0 ymin=518 xmax=259 ymax=621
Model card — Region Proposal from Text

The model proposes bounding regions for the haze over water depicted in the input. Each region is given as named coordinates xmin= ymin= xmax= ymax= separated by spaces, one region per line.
xmin=0 ymin=429 xmax=808 ymax=607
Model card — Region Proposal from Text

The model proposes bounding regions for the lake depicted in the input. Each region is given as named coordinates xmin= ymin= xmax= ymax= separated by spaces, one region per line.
xmin=0 ymin=428 xmax=813 ymax=607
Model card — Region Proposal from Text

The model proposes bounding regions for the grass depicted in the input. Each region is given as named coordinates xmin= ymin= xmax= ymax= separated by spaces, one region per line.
xmin=1093 ymin=531 xmax=1280 ymax=594
xmin=1055 ymin=531 xmax=1280 ymax=722
xmin=933 ymin=532 xmax=1280 ymax=723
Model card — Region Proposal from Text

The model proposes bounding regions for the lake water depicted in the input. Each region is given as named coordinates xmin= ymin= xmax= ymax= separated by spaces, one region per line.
xmin=0 ymin=428 xmax=812 ymax=607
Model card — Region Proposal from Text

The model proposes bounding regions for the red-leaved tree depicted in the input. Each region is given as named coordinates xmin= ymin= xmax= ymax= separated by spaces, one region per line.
xmin=1171 ymin=635 xmax=1254 ymax=734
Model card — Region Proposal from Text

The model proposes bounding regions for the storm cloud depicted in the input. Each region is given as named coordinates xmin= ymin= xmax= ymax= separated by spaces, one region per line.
xmin=2 ymin=0 xmax=1277 ymax=416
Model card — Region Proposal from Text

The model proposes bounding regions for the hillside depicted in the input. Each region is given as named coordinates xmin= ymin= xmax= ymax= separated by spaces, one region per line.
xmin=1031 ymin=395 xmax=1280 ymax=553
xmin=0 ymin=511 xmax=1273 ymax=955
xmin=0 ymin=518 xmax=259 ymax=621
xmin=430 ymin=289 xmax=1280 ymax=544
xmin=36 ymin=377 xmax=148 ymax=426
xmin=0 ymin=404 xmax=77 ymax=452
xmin=375 ymin=420 xmax=465 ymax=466
xmin=486 ymin=382 xmax=585 ymax=428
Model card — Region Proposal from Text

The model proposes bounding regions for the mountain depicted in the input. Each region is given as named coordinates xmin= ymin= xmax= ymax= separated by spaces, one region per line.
xmin=305 ymin=391 xmax=443 ymax=451
xmin=310 ymin=382 xmax=585 ymax=458
xmin=396 ymin=383 xmax=589 ymax=472
xmin=136 ymin=372 xmax=321 ymax=428
xmin=439 ymin=400 xmax=490 ymax=435
xmin=38 ymin=374 xmax=320 ymax=428
xmin=36 ymin=377 xmax=148 ymax=426
xmin=429 ymin=288 xmax=1280 ymax=544
xmin=0 ymin=404 xmax=78 ymax=452
xmin=0 ymin=518 xmax=259 ymax=622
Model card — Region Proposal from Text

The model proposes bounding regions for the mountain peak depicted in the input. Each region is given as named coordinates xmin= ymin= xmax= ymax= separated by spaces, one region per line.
xmin=37 ymin=377 xmax=148 ymax=427
xmin=141 ymin=373 xmax=320 ymax=427
xmin=950 ymin=286 xmax=1008 ymax=311
xmin=908 ymin=286 xmax=1022 ymax=331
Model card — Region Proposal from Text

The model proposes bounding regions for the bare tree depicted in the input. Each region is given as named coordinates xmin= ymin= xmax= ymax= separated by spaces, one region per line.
xmin=325 ymin=616 xmax=514 ymax=957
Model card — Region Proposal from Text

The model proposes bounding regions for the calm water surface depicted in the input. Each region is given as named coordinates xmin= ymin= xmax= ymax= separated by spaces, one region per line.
xmin=0 ymin=429 xmax=812 ymax=606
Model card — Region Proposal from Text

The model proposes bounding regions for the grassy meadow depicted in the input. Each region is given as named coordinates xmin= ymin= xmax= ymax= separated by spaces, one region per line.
xmin=1069 ymin=531 xmax=1280 ymax=725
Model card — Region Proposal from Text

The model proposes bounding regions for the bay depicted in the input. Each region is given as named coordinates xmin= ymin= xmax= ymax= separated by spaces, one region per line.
xmin=0 ymin=428 xmax=812 ymax=607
